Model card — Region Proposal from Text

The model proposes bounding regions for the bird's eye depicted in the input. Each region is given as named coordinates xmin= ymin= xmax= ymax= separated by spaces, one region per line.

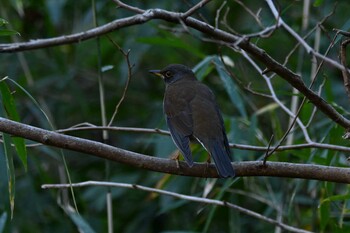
xmin=165 ymin=71 xmax=172 ymax=78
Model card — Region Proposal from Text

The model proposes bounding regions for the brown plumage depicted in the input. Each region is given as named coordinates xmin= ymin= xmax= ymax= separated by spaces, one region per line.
xmin=150 ymin=64 xmax=235 ymax=178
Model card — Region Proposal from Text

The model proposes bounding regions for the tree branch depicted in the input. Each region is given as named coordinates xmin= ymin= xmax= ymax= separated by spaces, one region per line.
xmin=41 ymin=180 xmax=313 ymax=233
xmin=181 ymin=0 xmax=212 ymax=18
xmin=13 ymin=124 xmax=350 ymax=153
xmin=1 ymin=2 xmax=348 ymax=129
xmin=340 ymin=38 xmax=350 ymax=101
xmin=1 ymin=117 xmax=350 ymax=183
xmin=106 ymin=39 xmax=133 ymax=126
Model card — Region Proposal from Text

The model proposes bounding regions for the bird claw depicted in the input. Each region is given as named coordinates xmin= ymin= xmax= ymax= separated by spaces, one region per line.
xmin=206 ymin=155 xmax=211 ymax=164
xmin=170 ymin=150 xmax=180 ymax=168
xmin=203 ymin=155 xmax=211 ymax=178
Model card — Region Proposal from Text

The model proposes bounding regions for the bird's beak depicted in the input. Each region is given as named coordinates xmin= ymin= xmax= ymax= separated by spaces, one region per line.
xmin=149 ymin=70 xmax=163 ymax=78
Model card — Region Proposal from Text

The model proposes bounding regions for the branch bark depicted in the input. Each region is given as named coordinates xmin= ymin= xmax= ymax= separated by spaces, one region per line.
xmin=1 ymin=3 xmax=349 ymax=130
xmin=1 ymin=117 xmax=350 ymax=183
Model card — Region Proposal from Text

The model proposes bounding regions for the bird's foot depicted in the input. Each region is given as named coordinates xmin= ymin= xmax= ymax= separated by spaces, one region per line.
xmin=170 ymin=150 xmax=180 ymax=168
xmin=204 ymin=156 xmax=211 ymax=178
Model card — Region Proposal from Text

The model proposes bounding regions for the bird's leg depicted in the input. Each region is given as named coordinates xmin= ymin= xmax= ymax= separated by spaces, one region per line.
xmin=170 ymin=150 xmax=180 ymax=168
xmin=203 ymin=154 xmax=211 ymax=178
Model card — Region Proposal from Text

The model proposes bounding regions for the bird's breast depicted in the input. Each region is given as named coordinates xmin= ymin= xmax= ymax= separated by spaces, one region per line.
xmin=163 ymin=81 xmax=196 ymax=117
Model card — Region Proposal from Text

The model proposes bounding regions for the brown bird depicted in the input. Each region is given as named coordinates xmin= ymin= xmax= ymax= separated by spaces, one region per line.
xmin=150 ymin=64 xmax=235 ymax=178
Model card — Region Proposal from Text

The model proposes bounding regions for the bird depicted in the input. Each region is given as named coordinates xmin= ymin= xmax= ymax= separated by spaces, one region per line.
xmin=149 ymin=64 xmax=235 ymax=178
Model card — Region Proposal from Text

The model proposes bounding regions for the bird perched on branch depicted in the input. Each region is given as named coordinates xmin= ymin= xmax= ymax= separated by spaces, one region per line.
xmin=149 ymin=64 xmax=235 ymax=178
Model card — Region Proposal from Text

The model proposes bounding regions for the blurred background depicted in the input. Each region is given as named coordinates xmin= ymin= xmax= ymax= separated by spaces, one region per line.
xmin=1 ymin=0 xmax=350 ymax=232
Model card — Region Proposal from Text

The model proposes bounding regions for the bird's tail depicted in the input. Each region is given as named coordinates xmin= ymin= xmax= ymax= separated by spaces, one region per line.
xmin=206 ymin=140 xmax=235 ymax=178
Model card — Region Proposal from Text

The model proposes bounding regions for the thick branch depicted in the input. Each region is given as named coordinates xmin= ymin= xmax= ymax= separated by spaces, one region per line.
xmin=1 ymin=117 xmax=350 ymax=183
xmin=0 ymin=5 xmax=349 ymax=129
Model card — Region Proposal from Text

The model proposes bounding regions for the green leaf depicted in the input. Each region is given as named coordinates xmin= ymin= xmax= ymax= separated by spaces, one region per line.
xmin=320 ymin=193 xmax=350 ymax=204
xmin=335 ymin=19 xmax=350 ymax=44
xmin=213 ymin=56 xmax=247 ymax=118
xmin=0 ymin=18 xmax=8 ymax=27
xmin=255 ymin=102 xmax=279 ymax=116
xmin=12 ymin=137 xmax=27 ymax=170
xmin=2 ymin=133 xmax=15 ymax=219
xmin=0 ymin=29 xmax=20 ymax=37
xmin=248 ymin=114 xmax=257 ymax=145
xmin=0 ymin=79 xmax=27 ymax=170
xmin=0 ymin=18 xmax=20 ymax=36
xmin=65 ymin=209 xmax=96 ymax=233
xmin=319 ymin=199 xmax=330 ymax=231
xmin=0 ymin=78 xmax=20 ymax=124
xmin=5 ymin=77 xmax=54 ymax=129
xmin=203 ymin=179 xmax=237 ymax=233
xmin=313 ymin=0 xmax=324 ymax=7
xmin=193 ymin=55 xmax=215 ymax=81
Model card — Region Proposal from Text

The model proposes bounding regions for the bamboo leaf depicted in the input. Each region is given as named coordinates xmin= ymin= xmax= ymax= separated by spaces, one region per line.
xmin=0 ymin=79 xmax=27 ymax=170
xmin=0 ymin=18 xmax=8 ymax=27
xmin=319 ymin=200 xmax=330 ymax=231
xmin=213 ymin=57 xmax=247 ymax=118
xmin=2 ymin=133 xmax=15 ymax=219
xmin=65 ymin=208 xmax=96 ymax=233
xmin=320 ymin=193 xmax=350 ymax=204
xmin=0 ymin=29 xmax=20 ymax=37
xmin=193 ymin=56 xmax=215 ymax=81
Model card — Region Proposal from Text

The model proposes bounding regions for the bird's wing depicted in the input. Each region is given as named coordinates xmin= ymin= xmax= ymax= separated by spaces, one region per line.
xmin=166 ymin=111 xmax=194 ymax=166
xmin=202 ymin=138 xmax=235 ymax=178
xmin=214 ymin=104 xmax=232 ymax=158
xmin=191 ymin=82 xmax=234 ymax=177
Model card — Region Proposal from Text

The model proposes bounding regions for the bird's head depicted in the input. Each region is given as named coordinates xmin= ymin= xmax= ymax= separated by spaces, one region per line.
xmin=149 ymin=64 xmax=195 ymax=85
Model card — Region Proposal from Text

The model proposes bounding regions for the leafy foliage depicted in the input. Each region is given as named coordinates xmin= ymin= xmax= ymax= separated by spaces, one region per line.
xmin=1 ymin=0 xmax=350 ymax=233
xmin=0 ymin=18 xmax=19 ymax=37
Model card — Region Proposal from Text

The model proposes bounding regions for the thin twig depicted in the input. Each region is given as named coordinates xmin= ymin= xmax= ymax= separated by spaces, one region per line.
xmin=305 ymin=78 xmax=326 ymax=127
xmin=285 ymin=0 xmax=310 ymax=147
xmin=340 ymin=38 xmax=350 ymax=101
xmin=259 ymin=1 xmax=338 ymax=160
xmin=218 ymin=52 xmax=272 ymax=98
xmin=215 ymin=1 xmax=226 ymax=29
xmin=182 ymin=0 xmax=209 ymax=23
xmin=57 ymin=125 xmax=170 ymax=135
xmin=222 ymin=7 xmax=240 ymax=35
xmin=266 ymin=0 xmax=347 ymax=72
xmin=234 ymin=0 xmax=264 ymax=28
xmin=266 ymin=24 xmax=339 ymax=159
xmin=106 ymin=37 xmax=134 ymax=126
xmin=182 ymin=0 xmax=212 ymax=19
xmin=41 ymin=181 xmax=313 ymax=233
xmin=334 ymin=29 xmax=350 ymax=37
xmin=113 ymin=0 xmax=144 ymax=13
xmin=239 ymin=49 xmax=312 ymax=143
xmin=229 ymin=189 xmax=276 ymax=210
xmin=34 ymin=124 xmax=350 ymax=153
